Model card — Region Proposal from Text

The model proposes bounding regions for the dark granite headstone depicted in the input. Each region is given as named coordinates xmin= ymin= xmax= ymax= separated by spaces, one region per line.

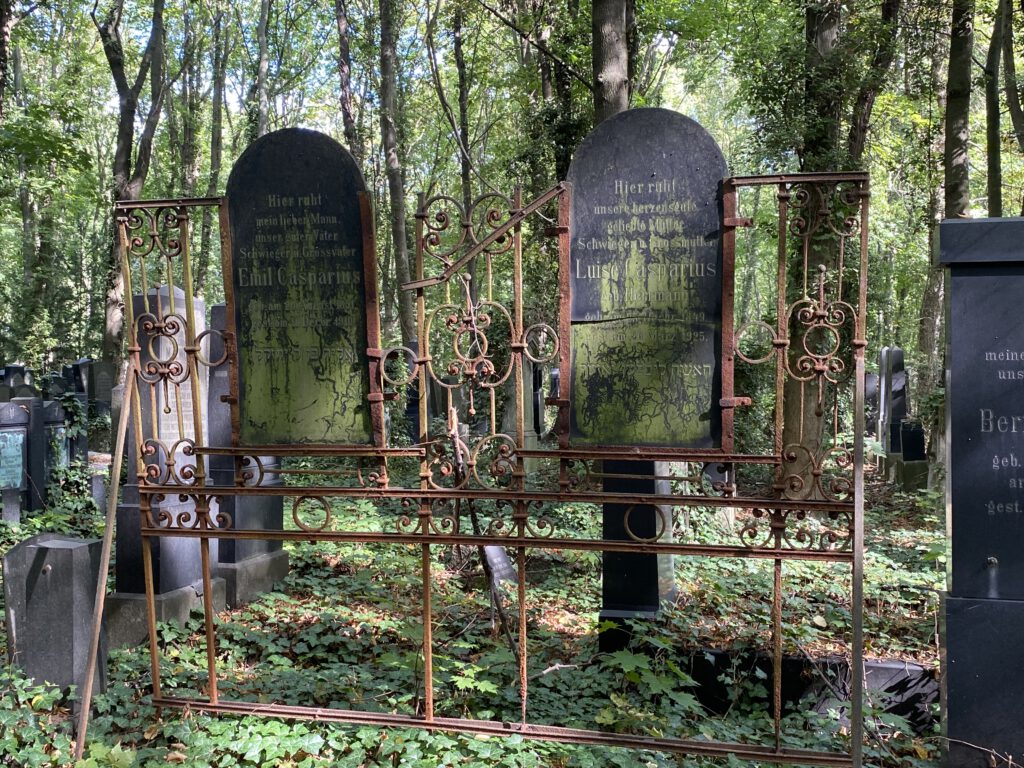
xmin=940 ymin=217 xmax=1024 ymax=765
xmin=42 ymin=399 xmax=69 ymax=488
xmin=14 ymin=397 xmax=45 ymax=512
xmin=3 ymin=534 xmax=107 ymax=699
xmin=70 ymin=359 xmax=91 ymax=397
xmin=900 ymin=421 xmax=926 ymax=462
xmin=89 ymin=361 xmax=116 ymax=415
xmin=567 ymin=108 xmax=723 ymax=448
xmin=882 ymin=347 xmax=907 ymax=454
xmin=226 ymin=127 xmax=373 ymax=446
xmin=0 ymin=384 xmax=10 ymax=403
xmin=41 ymin=373 xmax=67 ymax=399
xmin=4 ymin=365 xmax=27 ymax=389
xmin=865 ymin=372 xmax=878 ymax=437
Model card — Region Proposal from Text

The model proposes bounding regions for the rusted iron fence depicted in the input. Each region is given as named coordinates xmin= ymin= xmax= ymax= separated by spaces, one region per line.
xmin=100 ymin=171 xmax=867 ymax=766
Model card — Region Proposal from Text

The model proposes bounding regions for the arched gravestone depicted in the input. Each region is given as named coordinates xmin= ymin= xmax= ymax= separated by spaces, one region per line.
xmin=567 ymin=109 xmax=727 ymax=649
xmin=226 ymin=128 xmax=373 ymax=445
xmin=567 ymin=108 xmax=725 ymax=448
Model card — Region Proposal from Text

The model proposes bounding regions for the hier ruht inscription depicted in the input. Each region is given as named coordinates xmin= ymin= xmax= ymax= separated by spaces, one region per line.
xmin=226 ymin=128 xmax=372 ymax=445
xmin=567 ymin=109 xmax=724 ymax=448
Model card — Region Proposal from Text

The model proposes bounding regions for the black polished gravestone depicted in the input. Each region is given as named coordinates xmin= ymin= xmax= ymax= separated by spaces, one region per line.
xmin=226 ymin=127 xmax=374 ymax=446
xmin=940 ymin=217 xmax=1024 ymax=766
xmin=567 ymin=109 xmax=725 ymax=648
xmin=208 ymin=304 xmax=288 ymax=607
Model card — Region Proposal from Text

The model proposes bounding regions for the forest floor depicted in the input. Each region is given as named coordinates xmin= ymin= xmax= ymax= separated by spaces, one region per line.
xmin=0 ymin=465 xmax=944 ymax=768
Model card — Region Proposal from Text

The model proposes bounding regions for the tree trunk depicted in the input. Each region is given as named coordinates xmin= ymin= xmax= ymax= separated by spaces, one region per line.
xmin=198 ymin=3 xmax=228 ymax=296
xmin=334 ymin=0 xmax=361 ymax=164
xmin=945 ymin=0 xmax=974 ymax=219
xmin=0 ymin=0 xmax=14 ymax=122
xmin=252 ymin=0 xmax=271 ymax=140
xmin=592 ymin=0 xmax=628 ymax=124
xmin=847 ymin=0 xmax=900 ymax=164
xmin=93 ymin=0 xmax=169 ymax=364
xmin=380 ymin=0 xmax=416 ymax=344
xmin=916 ymin=16 xmax=949 ymax=407
xmin=986 ymin=0 xmax=1004 ymax=217
xmin=1004 ymin=0 xmax=1024 ymax=163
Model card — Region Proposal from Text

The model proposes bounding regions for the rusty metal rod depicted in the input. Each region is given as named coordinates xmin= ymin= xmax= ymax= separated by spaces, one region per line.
xmin=151 ymin=696 xmax=854 ymax=766
xmin=72 ymin=365 xmax=136 ymax=761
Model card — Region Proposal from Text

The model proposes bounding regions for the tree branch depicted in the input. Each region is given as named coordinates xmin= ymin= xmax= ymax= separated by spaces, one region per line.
xmin=472 ymin=0 xmax=594 ymax=94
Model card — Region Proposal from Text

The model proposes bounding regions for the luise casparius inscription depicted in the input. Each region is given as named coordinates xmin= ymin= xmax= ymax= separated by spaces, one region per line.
xmin=226 ymin=128 xmax=372 ymax=445
xmin=567 ymin=109 xmax=724 ymax=447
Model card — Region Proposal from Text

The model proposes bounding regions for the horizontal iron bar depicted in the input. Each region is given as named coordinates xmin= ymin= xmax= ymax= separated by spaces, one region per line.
xmin=139 ymin=485 xmax=855 ymax=513
xmin=515 ymin=448 xmax=781 ymax=463
xmin=114 ymin=196 xmax=223 ymax=210
xmin=137 ymin=528 xmax=853 ymax=561
xmin=195 ymin=445 xmax=423 ymax=457
xmin=152 ymin=697 xmax=853 ymax=767
xmin=727 ymin=172 xmax=869 ymax=187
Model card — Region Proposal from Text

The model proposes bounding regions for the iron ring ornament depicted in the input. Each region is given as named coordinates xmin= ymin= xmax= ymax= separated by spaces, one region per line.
xmin=140 ymin=438 xmax=200 ymax=487
xmin=425 ymin=300 xmax=514 ymax=389
xmin=779 ymin=444 xmax=854 ymax=503
xmin=380 ymin=346 xmax=421 ymax=389
xmin=136 ymin=313 xmax=190 ymax=386
xmin=292 ymin=496 xmax=333 ymax=533
xmin=193 ymin=329 xmax=228 ymax=369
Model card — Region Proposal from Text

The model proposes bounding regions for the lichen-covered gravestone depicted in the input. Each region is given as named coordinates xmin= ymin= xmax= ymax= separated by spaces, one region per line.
xmin=568 ymin=108 xmax=723 ymax=448
xmin=566 ymin=109 xmax=726 ymax=647
xmin=226 ymin=127 xmax=373 ymax=445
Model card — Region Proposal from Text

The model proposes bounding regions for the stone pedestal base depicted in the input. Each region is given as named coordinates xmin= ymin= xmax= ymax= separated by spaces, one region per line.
xmin=944 ymin=594 xmax=1024 ymax=766
xmin=105 ymin=578 xmax=226 ymax=649
xmin=217 ymin=550 xmax=289 ymax=608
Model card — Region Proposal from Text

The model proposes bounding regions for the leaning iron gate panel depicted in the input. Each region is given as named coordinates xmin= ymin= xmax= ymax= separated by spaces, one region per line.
xmin=110 ymin=172 xmax=867 ymax=767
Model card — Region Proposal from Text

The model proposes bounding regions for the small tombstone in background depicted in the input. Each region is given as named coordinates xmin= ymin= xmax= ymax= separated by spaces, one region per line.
xmin=895 ymin=420 xmax=928 ymax=491
xmin=0 ymin=403 xmax=28 ymax=523
xmin=3 ymin=533 xmax=107 ymax=704
xmin=886 ymin=347 xmax=908 ymax=455
xmin=864 ymin=372 xmax=879 ymax=438
xmin=13 ymin=397 xmax=45 ymax=512
xmin=41 ymin=399 xmax=70 ymax=488
xmin=89 ymin=361 xmax=116 ymax=417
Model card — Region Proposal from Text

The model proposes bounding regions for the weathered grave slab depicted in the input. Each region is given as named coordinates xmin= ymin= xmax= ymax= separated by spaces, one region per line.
xmin=208 ymin=304 xmax=287 ymax=606
xmin=226 ymin=127 xmax=373 ymax=445
xmin=567 ymin=108 xmax=724 ymax=448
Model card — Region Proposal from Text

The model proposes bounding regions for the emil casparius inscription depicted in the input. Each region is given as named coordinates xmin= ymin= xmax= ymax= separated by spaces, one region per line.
xmin=226 ymin=128 xmax=373 ymax=445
